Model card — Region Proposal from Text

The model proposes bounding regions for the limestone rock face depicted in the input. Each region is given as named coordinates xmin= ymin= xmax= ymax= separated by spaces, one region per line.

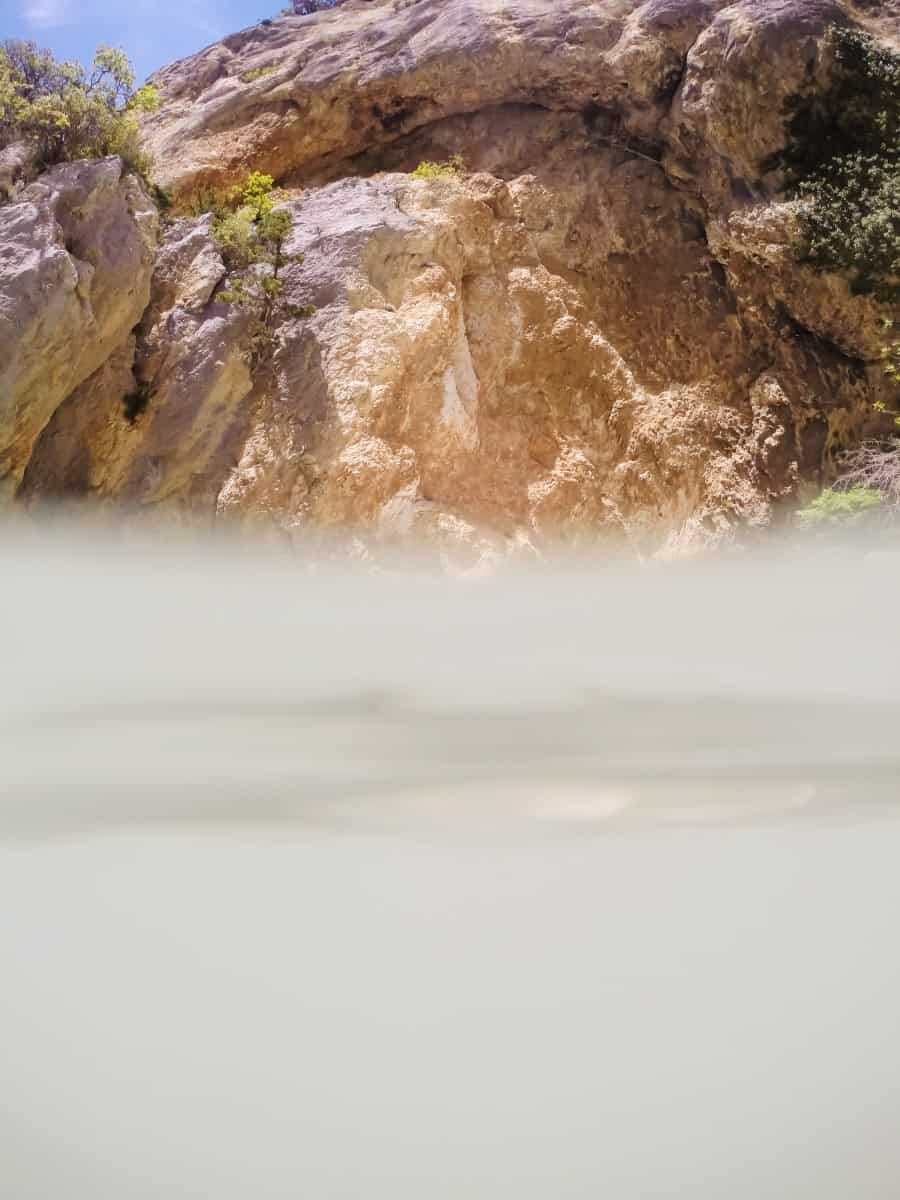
xmin=8 ymin=0 xmax=900 ymax=556
xmin=0 ymin=159 xmax=157 ymax=494
xmin=21 ymin=215 xmax=253 ymax=513
xmin=210 ymin=165 xmax=874 ymax=558
xmin=19 ymin=339 xmax=142 ymax=502
xmin=38 ymin=155 xmax=872 ymax=557
xmin=143 ymin=0 xmax=895 ymax=207
xmin=117 ymin=216 xmax=253 ymax=511
xmin=144 ymin=0 xmax=730 ymax=203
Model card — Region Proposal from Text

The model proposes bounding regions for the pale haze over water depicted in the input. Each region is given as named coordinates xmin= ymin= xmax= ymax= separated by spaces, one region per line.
xmin=2 ymin=525 xmax=899 ymax=1197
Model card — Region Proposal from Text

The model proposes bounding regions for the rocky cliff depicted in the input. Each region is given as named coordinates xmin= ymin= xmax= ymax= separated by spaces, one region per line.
xmin=3 ymin=0 xmax=898 ymax=558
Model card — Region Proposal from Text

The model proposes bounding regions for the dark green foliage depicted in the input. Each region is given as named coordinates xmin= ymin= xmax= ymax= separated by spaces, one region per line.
xmin=772 ymin=27 xmax=900 ymax=298
xmin=798 ymin=154 xmax=899 ymax=297
xmin=773 ymin=28 xmax=899 ymax=179
xmin=149 ymin=182 xmax=171 ymax=213
xmin=122 ymin=380 xmax=151 ymax=424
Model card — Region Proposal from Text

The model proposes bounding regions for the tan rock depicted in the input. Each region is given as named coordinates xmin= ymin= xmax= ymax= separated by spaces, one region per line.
xmin=204 ymin=163 xmax=872 ymax=557
xmin=0 ymin=158 xmax=157 ymax=494
xmin=22 ymin=214 xmax=253 ymax=515
xmin=142 ymin=0 xmax=729 ymax=204
xmin=707 ymin=202 xmax=894 ymax=363
xmin=18 ymin=339 xmax=141 ymax=502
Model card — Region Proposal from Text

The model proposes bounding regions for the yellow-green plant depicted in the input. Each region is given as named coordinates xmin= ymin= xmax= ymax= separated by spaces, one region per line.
xmin=240 ymin=65 xmax=277 ymax=83
xmin=797 ymin=485 xmax=883 ymax=528
xmin=881 ymin=334 xmax=900 ymax=391
xmin=214 ymin=172 xmax=314 ymax=365
xmin=871 ymin=334 xmax=900 ymax=427
xmin=410 ymin=155 xmax=465 ymax=180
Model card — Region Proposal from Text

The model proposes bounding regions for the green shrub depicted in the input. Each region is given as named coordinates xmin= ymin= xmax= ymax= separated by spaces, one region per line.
xmin=181 ymin=186 xmax=231 ymax=219
xmin=410 ymin=155 xmax=465 ymax=180
xmin=772 ymin=27 xmax=900 ymax=512
xmin=213 ymin=172 xmax=314 ymax=366
xmin=797 ymin=152 xmax=900 ymax=298
xmin=0 ymin=40 xmax=159 ymax=186
xmin=797 ymin=485 xmax=883 ymax=528
xmin=772 ymin=27 xmax=900 ymax=298
xmin=829 ymin=340 xmax=900 ymax=508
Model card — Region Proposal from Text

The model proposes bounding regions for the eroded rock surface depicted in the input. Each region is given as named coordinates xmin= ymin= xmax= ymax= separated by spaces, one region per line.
xmin=144 ymin=0 xmax=729 ymax=202
xmin=0 ymin=159 xmax=157 ymax=495
xmin=215 ymin=165 xmax=876 ymax=558
xmin=22 ymin=215 xmax=253 ymax=513
xmin=143 ymin=0 xmax=895 ymax=205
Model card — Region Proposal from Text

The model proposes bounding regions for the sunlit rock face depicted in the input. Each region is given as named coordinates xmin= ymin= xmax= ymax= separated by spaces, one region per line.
xmin=19 ymin=215 xmax=253 ymax=512
xmin=208 ymin=165 xmax=872 ymax=559
xmin=0 ymin=159 xmax=157 ymax=497
xmin=5 ymin=0 xmax=899 ymax=556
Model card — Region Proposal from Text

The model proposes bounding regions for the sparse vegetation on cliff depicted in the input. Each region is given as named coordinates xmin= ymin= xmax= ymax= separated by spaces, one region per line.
xmin=800 ymin=344 xmax=900 ymax=527
xmin=799 ymin=342 xmax=900 ymax=528
xmin=797 ymin=484 xmax=883 ymax=528
xmin=774 ymin=26 xmax=899 ymax=300
xmin=843 ymin=440 xmax=900 ymax=511
xmin=0 ymin=41 xmax=158 ymax=186
xmin=777 ymin=26 xmax=900 ymax=524
xmin=240 ymin=65 xmax=277 ymax=84
xmin=410 ymin=156 xmax=465 ymax=180
xmin=213 ymin=172 xmax=314 ymax=366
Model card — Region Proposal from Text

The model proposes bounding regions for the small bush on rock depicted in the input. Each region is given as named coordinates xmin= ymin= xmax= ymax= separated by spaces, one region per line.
xmin=240 ymin=65 xmax=277 ymax=83
xmin=410 ymin=155 xmax=465 ymax=180
xmin=213 ymin=172 xmax=315 ymax=366
xmin=797 ymin=484 xmax=883 ymax=528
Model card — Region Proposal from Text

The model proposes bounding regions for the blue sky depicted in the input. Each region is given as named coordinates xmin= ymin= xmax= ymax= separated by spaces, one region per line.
xmin=3 ymin=0 xmax=275 ymax=82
